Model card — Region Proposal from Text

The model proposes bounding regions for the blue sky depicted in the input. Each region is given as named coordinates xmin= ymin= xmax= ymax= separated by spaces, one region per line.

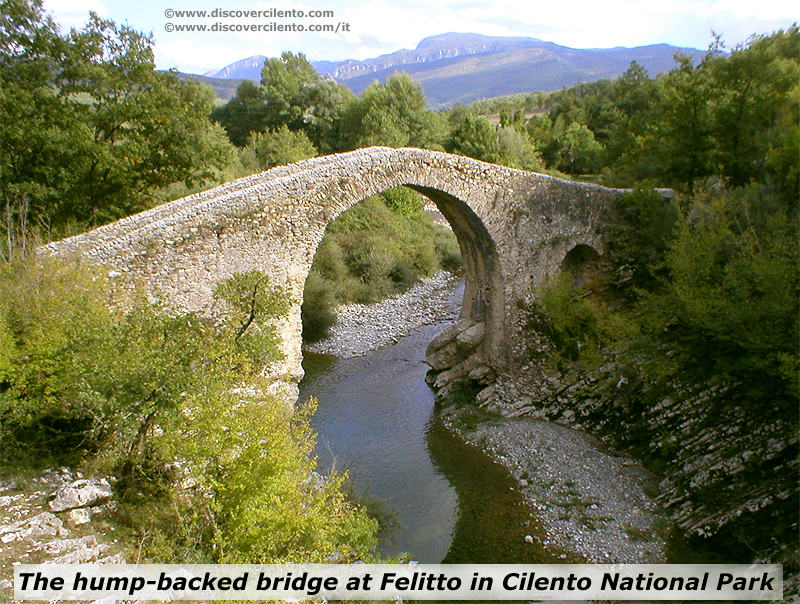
xmin=42 ymin=0 xmax=798 ymax=75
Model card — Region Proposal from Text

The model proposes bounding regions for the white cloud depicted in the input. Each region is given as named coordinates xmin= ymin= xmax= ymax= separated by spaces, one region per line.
xmin=43 ymin=0 xmax=110 ymax=29
xmin=154 ymin=37 xmax=247 ymax=74
xmin=54 ymin=0 xmax=796 ymax=74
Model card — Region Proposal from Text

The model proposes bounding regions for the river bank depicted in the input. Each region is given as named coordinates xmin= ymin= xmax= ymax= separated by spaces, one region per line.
xmin=303 ymin=272 xmax=668 ymax=563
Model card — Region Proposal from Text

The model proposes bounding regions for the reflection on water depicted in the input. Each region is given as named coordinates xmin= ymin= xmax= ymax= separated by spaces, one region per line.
xmin=299 ymin=323 xmax=458 ymax=563
xmin=299 ymin=300 xmax=559 ymax=562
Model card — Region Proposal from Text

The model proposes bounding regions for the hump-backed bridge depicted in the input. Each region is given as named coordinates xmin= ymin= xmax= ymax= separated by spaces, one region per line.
xmin=45 ymin=147 xmax=624 ymax=402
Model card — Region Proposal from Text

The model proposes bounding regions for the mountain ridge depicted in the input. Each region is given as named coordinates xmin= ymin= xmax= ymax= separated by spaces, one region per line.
xmin=198 ymin=32 xmax=703 ymax=107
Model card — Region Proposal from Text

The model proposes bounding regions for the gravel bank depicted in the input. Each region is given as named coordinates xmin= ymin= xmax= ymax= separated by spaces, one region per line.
xmin=306 ymin=272 xmax=669 ymax=563
xmin=439 ymin=407 xmax=668 ymax=562
xmin=303 ymin=270 xmax=462 ymax=358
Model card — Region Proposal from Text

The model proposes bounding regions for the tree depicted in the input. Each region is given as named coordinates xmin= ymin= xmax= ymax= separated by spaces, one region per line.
xmin=261 ymin=52 xmax=353 ymax=153
xmin=602 ymin=62 xmax=664 ymax=185
xmin=0 ymin=258 xmax=380 ymax=563
xmin=447 ymin=114 xmax=501 ymax=163
xmin=0 ymin=1 xmax=234 ymax=231
xmin=497 ymin=126 xmax=543 ymax=171
xmin=211 ymin=80 xmax=269 ymax=147
xmin=652 ymin=189 xmax=798 ymax=401
xmin=0 ymin=0 xmax=74 ymax=231
xmin=709 ymin=28 xmax=800 ymax=187
xmin=240 ymin=125 xmax=317 ymax=173
xmin=555 ymin=122 xmax=603 ymax=174
xmin=340 ymin=72 xmax=446 ymax=150
xmin=657 ymin=53 xmax=717 ymax=192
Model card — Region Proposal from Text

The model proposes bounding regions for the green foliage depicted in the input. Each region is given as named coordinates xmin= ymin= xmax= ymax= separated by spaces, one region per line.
xmin=175 ymin=396 xmax=379 ymax=562
xmin=448 ymin=114 xmax=502 ymax=163
xmin=658 ymin=53 xmax=717 ymax=192
xmin=0 ymin=0 xmax=235 ymax=233
xmin=602 ymin=186 xmax=681 ymax=293
xmin=449 ymin=113 xmax=544 ymax=171
xmin=534 ymin=275 xmax=634 ymax=368
xmin=0 ymin=257 xmax=379 ymax=563
xmin=301 ymin=270 xmax=337 ymax=343
xmin=261 ymin=52 xmax=354 ymax=153
xmin=381 ymin=186 xmax=425 ymax=217
xmin=239 ymin=125 xmax=318 ymax=173
xmin=708 ymin=29 xmax=800 ymax=188
xmin=340 ymin=72 xmax=446 ymax=150
xmin=497 ymin=126 xmax=544 ymax=171
xmin=0 ymin=258 xmax=114 ymax=465
xmin=647 ymin=188 xmax=799 ymax=401
xmin=554 ymin=121 xmax=603 ymax=174
xmin=211 ymin=80 xmax=269 ymax=147
xmin=301 ymin=189 xmax=461 ymax=340
xmin=212 ymin=269 xmax=290 ymax=366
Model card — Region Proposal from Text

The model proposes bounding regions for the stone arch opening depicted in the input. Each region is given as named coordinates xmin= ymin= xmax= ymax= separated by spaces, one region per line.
xmin=559 ymin=243 xmax=601 ymax=288
xmin=298 ymin=180 xmax=504 ymax=372
xmin=405 ymin=185 xmax=504 ymax=360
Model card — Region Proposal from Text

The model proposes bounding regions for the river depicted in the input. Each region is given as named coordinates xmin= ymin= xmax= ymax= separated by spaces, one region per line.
xmin=298 ymin=285 xmax=568 ymax=563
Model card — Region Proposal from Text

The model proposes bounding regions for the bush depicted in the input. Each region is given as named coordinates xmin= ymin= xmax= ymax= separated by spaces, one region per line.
xmin=534 ymin=274 xmax=635 ymax=369
xmin=645 ymin=187 xmax=799 ymax=401
xmin=601 ymin=185 xmax=681 ymax=295
xmin=0 ymin=257 xmax=380 ymax=564
xmin=301 ymin=270 xmax=338 ymax=343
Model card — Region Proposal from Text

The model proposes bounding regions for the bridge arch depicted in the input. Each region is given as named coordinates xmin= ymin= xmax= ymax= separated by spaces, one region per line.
xmin=298 ymin=176 xmax=506 ymax=366
xmin=45 ymin=147 xmax=624 ymax=403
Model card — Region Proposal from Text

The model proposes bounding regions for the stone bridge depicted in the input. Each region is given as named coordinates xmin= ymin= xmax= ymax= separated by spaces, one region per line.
xmin=45 ymin=147 xmax=625 ymax=402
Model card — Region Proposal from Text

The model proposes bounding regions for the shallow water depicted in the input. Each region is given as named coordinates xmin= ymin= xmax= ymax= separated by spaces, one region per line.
xmin=298 ymin=293 xmax=561 ymax=563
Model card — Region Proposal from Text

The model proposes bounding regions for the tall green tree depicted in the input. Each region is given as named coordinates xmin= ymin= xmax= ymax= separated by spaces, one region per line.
xmin=709 ymin=28 xmax=800 ymax=187
xmin=602 ymin=62 xmax=663 ymax=184
xmin=657 ymin=53 xmax=717 ymax=193
xmin=340 ymin=72 xmax=446 ymax=150
xmin=211 ymin=80 xmax=269 ymax=147
xmin=260 ymin=52 xmax=353 ymax=153
xmin=0 ymin=0 xmax=234 ymax=233
xmin=447 ymin=114 xmax=502 ymax=163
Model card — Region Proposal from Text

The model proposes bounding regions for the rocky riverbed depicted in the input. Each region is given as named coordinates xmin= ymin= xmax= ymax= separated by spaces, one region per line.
xmin=303 ymin=271 xmax=461 ymax=358
xmin=306 ymin=271 xmax=669 ymax=563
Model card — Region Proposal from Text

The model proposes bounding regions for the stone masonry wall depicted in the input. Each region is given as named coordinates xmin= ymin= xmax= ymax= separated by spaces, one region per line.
xmin=43 ymin=147 xmax=622 ymax=402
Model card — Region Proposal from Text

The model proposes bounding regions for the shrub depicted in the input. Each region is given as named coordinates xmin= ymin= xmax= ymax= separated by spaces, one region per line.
xmin=534 ymin=275 xmax=634 ymax=369
xmin=301 ymin=270 xmax=338 ymax=343
xmin=0 ymin=257 xmax=380 ymax=564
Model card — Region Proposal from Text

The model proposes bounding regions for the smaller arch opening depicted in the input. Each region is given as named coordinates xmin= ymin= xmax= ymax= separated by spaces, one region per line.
xmin=560 ymin=244 xmax=601 ymax=288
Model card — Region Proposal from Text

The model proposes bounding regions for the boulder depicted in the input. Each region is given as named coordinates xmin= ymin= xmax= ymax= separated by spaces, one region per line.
xmin=49 ymin=478 xmax=112 ymax=512
xmin=0 ymin=512 xmax=66 ymax=543
xmin=456 ymin=321 xmax=485 ymax=351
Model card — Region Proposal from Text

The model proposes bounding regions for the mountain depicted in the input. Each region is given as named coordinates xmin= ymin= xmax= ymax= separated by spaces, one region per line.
xmin=203 ymin=55 xmax=341 ymax=80
xmin=330 ymin=33 xmax=701 ymax=108
xmin=194 ymin=33 xmax=703 ymax=108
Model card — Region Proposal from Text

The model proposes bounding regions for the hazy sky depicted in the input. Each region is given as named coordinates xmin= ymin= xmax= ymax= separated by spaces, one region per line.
xmin=42 ymin=0 xmax=798 ymax=75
